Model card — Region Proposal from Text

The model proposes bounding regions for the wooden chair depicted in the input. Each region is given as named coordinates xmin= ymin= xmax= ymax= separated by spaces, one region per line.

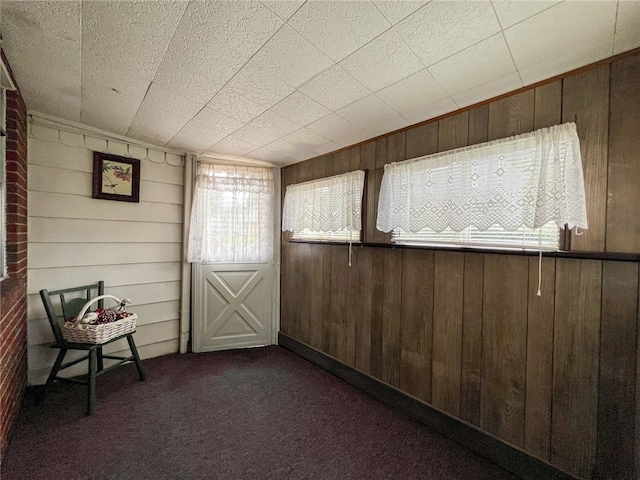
xmin=39 ymin=281 xmax=146 ymax=415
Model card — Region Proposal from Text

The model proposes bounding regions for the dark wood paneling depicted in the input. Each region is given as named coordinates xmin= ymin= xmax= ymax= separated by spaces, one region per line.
xmin=525 ymin=256 xmax=556 ymax=461
xmin=296 ymin=243 xmax=312 ymax=344
xmin=321 ymin=244 xmax=332 ymax=352
xmin=344 ymin=247 xmax=359 ymax=368
xmin=387 ymin=131 xmax=406 ymax=163
xmin=552 ymin=259 xmax=602 ymax=478
xmin=400 ymin=249 xmax=434 ymax=402
xmin=461 ymin=253 xmax=483 ymax=426
xmin=488 ymin=90 xmax=535 ymax=140
xmin=405 ymin=122 xmax=438 ymax=159
xmin=280 ymin=332 xmax=578 ymax=480
xmin=481 ymin=254 xmax=528 ymax=447
xmin=596 ymin=261 xmax=638 ymax=479
xmin=353 ymin=247 xmax=373 ymax=374
xmin=297 ymin=160 xmax=315 ymax=183
xmin=308 ymin=244 xmax=325 ymax=350
xmin=468 ymin=105 xmax=489 ymax=145
xmin=312 ymin=155 xmax=327 ymax=181
xmin=438 ymin=112 xmax=469 ymax=152
xmin=333 ymin=150 xmax=351 ymax=175
xmin=329 ymin=246 xmax=349 ymax=363
xmin=360 ymin=141 xmax=376 ymax=171
xmin=534 ymin=81 xmax=562 ymax=129
xmin=280 ymin=166 xmax=298 ymax=336
xmin=382 ymin=249 xmax=402 ymax=387
xmin=432 ymin=251 xmax=464 ymax=416
xmin=350 ymin=146 xmax=361 ymax=171
xmin=562 ymin=66 xmax=610 ymax=252
xmin=375 ymin=137 xmax=387 ymax=169
xmin=606 ymin=55 xmax=640 ymax=253
xmin=369 ymin=169 xmax=387 ymax=244
xmin=370 ymin=248 xmax=385 ymax=379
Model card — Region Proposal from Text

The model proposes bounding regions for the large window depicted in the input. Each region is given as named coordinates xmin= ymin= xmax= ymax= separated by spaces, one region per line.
xmin=282 ymin=170 xmax=365 ymax=243
xmin=377 ymin=123 xmax=587 ymax=251
xmin=187 ymin=163 xmax=274 ymax=263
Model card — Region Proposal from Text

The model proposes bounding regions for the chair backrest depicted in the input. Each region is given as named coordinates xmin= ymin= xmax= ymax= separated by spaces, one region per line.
xmin=40 ymin=281 xmax=105 ymax=345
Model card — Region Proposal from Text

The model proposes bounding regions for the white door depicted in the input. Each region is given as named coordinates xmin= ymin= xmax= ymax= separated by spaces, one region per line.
xmin=194 ymin=262 xmax=272 ymax=352
xmin=189 ymin=162 xmax=276 ymax=353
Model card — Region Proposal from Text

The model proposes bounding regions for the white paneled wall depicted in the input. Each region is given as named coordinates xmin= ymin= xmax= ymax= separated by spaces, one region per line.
xmin=27 ymin=124 xmax=185 ymax=385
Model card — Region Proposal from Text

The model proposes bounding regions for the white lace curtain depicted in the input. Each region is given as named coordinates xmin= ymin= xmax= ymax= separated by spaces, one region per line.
xmin=187 ymin=163 xmax=274 ymax=263
xmin=282 ymin=170 xmax=365 ymax=234
xmin=377 ymin=122 xmax=588 ymax=234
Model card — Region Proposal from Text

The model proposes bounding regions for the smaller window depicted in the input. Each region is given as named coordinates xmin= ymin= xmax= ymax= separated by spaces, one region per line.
xmin=282 ymin=170 xmax=365 ymax=243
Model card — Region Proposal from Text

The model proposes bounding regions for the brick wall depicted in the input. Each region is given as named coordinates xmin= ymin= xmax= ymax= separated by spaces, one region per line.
xmin=0 ymin=49 xmax=28 ymax=460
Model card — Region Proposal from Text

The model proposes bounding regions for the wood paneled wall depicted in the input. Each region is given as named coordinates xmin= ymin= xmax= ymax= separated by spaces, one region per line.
xmin=280 ymin=53 xmax=640 ymax=480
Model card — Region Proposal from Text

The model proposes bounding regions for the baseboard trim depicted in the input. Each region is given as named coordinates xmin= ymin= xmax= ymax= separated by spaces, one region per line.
xmin=279 ymin=332 xmax=576 ymax=480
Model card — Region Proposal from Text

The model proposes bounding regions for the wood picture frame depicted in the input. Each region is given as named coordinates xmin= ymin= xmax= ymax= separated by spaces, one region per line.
xmin=92 ymin=152 xmax=140 ymax=203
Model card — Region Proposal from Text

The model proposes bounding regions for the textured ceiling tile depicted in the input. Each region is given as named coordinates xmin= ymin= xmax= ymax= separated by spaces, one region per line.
xmin=264 ymin=137 xmax=315 ymax=159
xmin=208 ymin=136 xmax=260 ymax=156
xmin=299 ymin=65 xmax=371 ymax=111
xmin=128 ymin=102 xmax=190 ymax=145
xmin=259 ymin=0 xmax=306 ymax=21
xmin=207 ymin=88 xmax=268 ymax=123
xmin=154 ymin=1 xmax=282 ymax=88
xmin=143 ymin=82 xmax=203 ymax=119
xmin=288 ymin=0 xmax=391 ymax=62
xmin=247 ymin=110 xmax=301 ymax=138
xmin=372 ymin=1 xmax=428 ymax=25
xmin=80 ymin=84 xmax=139 ymax=136
xmin=452 ymin=71 xmax=523 ymax=108
xmin=614 ymin=1 xmax=640 ymax=55
xmin=340 ymin=28 xmax=424 ymax=92
xmin=191 ymin=107 xmax=245 ymax=135
xmin=400 ymin=97 xmax=459 ymax=125
xmin=81 ymin=1 xmax=186 ymax=134
xmin=82 ymin=1 xmax=185 ymax=90
xmin=505 ymin=1 xmax=617 ymax=85
xmin=224 ymin=61 xmax=296 ymax=109
xmin=3 ymin=1 xmax=82 ymax=120
xmin=396 ymin=1 xmax=501 ymax=66
xmin=429 ymin=33 xmax=516 ymax=96
xmin=247 ymin=146 xmax=297 ymax=165
xmin=282 ymin=128 xmax=333 ymax=152
xmin=491 ymin=0 xmax=561 ymax=29
xmin=376 ymin=69 xmax=449 ymax=116
xmin=307 ymin=113 xmax=368 ymax=142
xmin=271 ymin=91 xmax=332 ymax=126
xmin=251 ymin=25 xmax=334 ymax=88
xmin=366 ymin=115 xmax=410 ymax=138
xmin=336 ymin=95 xmax=403 ymax=130
xmin=167 ymin=121 xmax=227 ymax=153
xmin=232 ymin=125 xmax=279 ymax=148
xmin=153 ymin=69 xmax=226 ymax=105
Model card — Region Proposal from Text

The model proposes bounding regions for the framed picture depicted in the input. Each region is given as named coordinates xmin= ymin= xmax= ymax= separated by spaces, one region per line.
xmin=92 ymin=152 xmax=140 ymax=203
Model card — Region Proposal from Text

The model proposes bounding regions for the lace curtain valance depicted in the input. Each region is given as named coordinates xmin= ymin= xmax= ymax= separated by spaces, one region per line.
xmin=377 ymin=122 xmax=588 ymax=234
xmin=188 ymin=163 xmax=274 ymax=263
xmin=282 ymin=170 xmax=365 ymax=233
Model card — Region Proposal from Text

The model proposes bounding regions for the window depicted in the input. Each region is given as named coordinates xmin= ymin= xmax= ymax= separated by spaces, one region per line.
xmin=187 ymin=163 xmax=274 ymax=263
xmin=0 ymin=82 xmax=7 ymax=277
xmin=282 ymin=170 xmax=365 ymax=243
xmin=377 ymin=123 xmax=587 ymax=251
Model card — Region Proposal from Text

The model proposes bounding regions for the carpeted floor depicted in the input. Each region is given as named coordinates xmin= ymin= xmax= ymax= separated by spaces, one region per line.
xmin=1 ymin=346 xmax=519 ymax=479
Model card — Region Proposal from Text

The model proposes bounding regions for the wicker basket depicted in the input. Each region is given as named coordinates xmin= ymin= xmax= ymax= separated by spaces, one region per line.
xmin=62 ymin=294 xmax=137 ymax=344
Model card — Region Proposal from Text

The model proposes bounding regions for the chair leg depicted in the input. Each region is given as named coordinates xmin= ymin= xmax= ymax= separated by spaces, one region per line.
xmin=38 ymin=348 xmax=67 ymax=404
xmin=126 ymin=334 xmax=146 ymax=381
xmin=97 ymin=346 xmax=104 ymax=372
xmin=87 ymin=349 xmax=98 ymax=416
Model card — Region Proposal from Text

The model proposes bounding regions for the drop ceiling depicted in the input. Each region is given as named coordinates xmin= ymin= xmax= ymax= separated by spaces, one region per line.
xmin=2 ymin=1 xmax=639 ymax=166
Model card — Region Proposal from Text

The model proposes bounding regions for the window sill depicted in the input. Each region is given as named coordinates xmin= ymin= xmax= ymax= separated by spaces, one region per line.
xmin=287 ymin=239 xmax=640 ymax=262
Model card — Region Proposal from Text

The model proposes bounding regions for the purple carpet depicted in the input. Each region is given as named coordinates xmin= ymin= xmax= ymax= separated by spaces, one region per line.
xmin=2 ymin=346 xmax=519 ymax=479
